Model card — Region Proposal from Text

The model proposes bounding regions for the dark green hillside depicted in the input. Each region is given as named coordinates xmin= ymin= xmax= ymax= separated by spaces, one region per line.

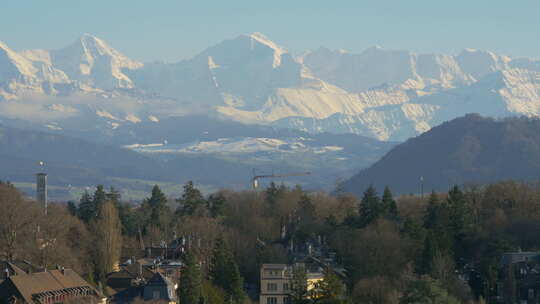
xmin=343 ymin=114 xmax=540 ymax=195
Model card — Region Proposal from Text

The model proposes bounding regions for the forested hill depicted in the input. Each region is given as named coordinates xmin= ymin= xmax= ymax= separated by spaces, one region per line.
xmin=342 ymin=114 xmax=540 ymax=195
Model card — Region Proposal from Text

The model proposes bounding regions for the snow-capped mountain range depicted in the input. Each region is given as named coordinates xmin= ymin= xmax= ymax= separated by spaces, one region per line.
xmin=1 ymin=33 xmax=540 ymax=141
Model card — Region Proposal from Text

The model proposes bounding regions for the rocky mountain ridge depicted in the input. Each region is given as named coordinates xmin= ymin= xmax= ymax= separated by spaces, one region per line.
xmin=1 ymin=33 xmax=539 ymax=141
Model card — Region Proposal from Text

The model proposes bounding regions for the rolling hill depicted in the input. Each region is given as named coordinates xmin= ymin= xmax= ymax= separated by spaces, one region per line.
xmin=342 ymin=114 xmax=540 ymax=195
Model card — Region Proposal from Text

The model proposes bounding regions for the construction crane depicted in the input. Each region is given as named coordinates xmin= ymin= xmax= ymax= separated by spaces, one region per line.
xmin=251 ymin=171 xmax=311 ymax=189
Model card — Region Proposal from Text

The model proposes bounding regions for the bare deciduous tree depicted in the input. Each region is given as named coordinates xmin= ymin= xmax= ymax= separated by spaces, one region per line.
xmin=0 ymin=184 xmax=40 ymax=261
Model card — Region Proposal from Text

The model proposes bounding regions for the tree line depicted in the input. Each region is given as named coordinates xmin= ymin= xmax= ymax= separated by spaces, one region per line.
xmin=3 ymin=179 xmax=540 ymax=303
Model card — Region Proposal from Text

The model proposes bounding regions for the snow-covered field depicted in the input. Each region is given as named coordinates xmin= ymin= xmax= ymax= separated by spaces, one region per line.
xmin=125 ymin=137 xmax=344 ymax=155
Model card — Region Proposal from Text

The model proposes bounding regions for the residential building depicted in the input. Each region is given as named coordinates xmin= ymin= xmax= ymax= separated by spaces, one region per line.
xmin=107 ymin=258 xmax=182 ymax=303
xmin=142 ymin=272 xmax=177 ymax=303
xmin=0 ymin=267 xmax=107 ymax=303
xmin=260 ymin=264 xmax=292 ymax=304
xmin=498 ymin=251 xmax=540 ymax=304
xmin=106 ymin=260 xmax=155 ymax=303
xmin=0 ymin=261 xmax=43 ymax=283
xmin=259 ymin=263 xmax=323 ymax=304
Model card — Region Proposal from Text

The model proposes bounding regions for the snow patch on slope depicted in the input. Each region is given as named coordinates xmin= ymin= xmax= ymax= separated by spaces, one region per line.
xmin=49 ymin=34 xmax=143 ymax=89
xmin=248 ymin=32 xmax=286 ymax=68
xmin=125 ymin=137 xmax=344 ymax=155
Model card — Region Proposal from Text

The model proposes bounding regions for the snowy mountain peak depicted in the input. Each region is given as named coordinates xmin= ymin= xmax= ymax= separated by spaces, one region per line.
xmin=247 ymin=32 xmax=284 ymax=50
xmin=462 ymin=48 xmax=479 ymax=53
xmin=245 ymin=32 xmax=286 ymax=68
xmin=78 ymin=33 xmax=110 ymax=54
xmin=0 ymin=40 xmax=38 ymax=80
xmin=0 ymin=40 xmax=9 ymax=50
xmin=80 ymin=33 xmax=99 ymax=40
xmin=2 ymin=35 xmax=540 ymax=143
xmin=47 ymin=34 xmax=142 ymax=89
xmin=73 ymin=33 xmax=142 ymax=68
xmin=456 ymin=48 xmax=511 ymax=80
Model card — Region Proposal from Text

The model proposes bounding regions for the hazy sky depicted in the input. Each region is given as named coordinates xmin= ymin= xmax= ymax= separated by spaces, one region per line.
xmin=2 ymin=0 xmax=539 ymax=62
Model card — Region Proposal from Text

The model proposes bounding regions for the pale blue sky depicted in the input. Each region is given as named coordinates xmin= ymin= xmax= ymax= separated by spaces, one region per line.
xmin=2 ymin=0 xmax=539 ymax=62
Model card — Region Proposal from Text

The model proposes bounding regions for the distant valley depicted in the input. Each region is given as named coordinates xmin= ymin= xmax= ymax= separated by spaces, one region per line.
xmin=0 ymin=119 xmax=393 ymax=200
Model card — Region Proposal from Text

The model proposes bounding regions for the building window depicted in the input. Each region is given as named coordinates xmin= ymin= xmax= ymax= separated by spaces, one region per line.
xmin=267 ymin=297 xmax=277 ymax=304
xmin=268 ymin=283 xmax=278 ymax=291
xmin=284 ymin=296 xmax=292 ymax=304
xmin=283 ymin=283 xmax=289 ymax=291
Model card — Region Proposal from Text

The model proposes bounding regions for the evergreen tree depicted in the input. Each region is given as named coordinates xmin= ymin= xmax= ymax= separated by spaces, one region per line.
xmin=177 ymin=181 xmax=206 ymax=216
xmin=67 ymin=201 xmax=78 ymax=217
xmin=210 ymin=237 xmax=229 ymax=290
xmin=359 ymin=185 xmax=382 ymax=227
xmin=447 ymin=185 xmax=473 ymax=237
xmin=228 ymin=261 xmax=245 ymax=303
xmin=381 ymin=186 xmax=399 ymax=220
xmin=401 ymin=217 xmax=425 ymax=241
xmin=207 ymin=193 xmax=226 ymax=218
xmin=400 ymin=276 xmax=460 ymax=304
xmin=144 ymin=185 xmax=169 ymax=227
xmin=78 ymin=190 xmax=95 ymax=223
xmin=290 ymin=265 xmax=309 ymax=304
xmin=93 ymin=185 xmax=108 ymax=213
xmin=202 ymin=281 xmax=227 ymax=304
xmin=179 ymin=251 xmax=203 ymax=304
xmin=298 ymin=193 xmax=316 ymax=222
xmin=423 ymin=191 xmax=440 ymax=230
xmin=265 ymin=182 xmax=280 ymax=205
xmin=423 ymin=192 xmax=452 ymax=242
xmin=106 ymin=186 xmax=121 ymax=205
xmin=78 ymin=186 xmax=121 ymax=222
xmin=316 ymin=267 xmax=345 ymax=303
xmin=420 ymin=231 xmax=440 ymax=275
xmin=117 ymin=202 xmax=140 ymax=236
xmin=447 ymin=185 xmax=476 ymax=267
xmin=421 ymin=192 xmax=454 ymax=273
xmin=209 ymin=237 xmax=246 ymax=303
